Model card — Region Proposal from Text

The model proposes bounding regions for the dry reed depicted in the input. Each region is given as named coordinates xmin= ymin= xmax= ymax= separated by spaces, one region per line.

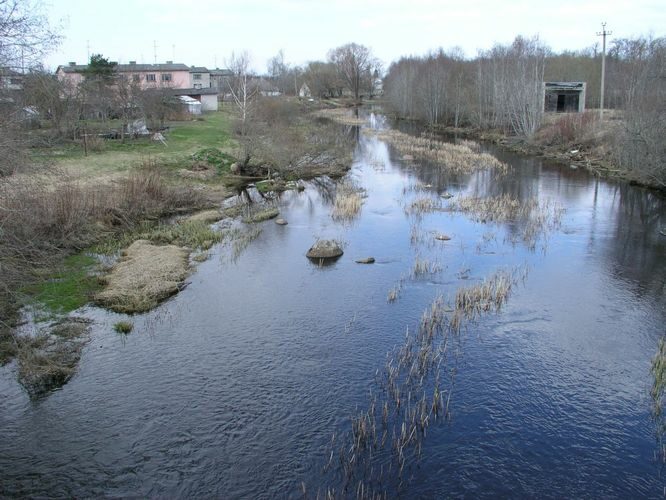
xmin=332 ymin=179 xmax=366 ymax=221
xmin=447 ymin=194 xmax=564 ymax=249
xmin=327 ymin=266 xmax=527 ymax=492
xmin=367 ymin=129 xmax=509 ymax=174
xmin=314 ymin=108 xmax=367 ymax=126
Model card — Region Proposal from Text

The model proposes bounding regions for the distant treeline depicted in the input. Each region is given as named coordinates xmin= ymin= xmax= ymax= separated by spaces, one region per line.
xmin=383 ymin=35 xmax=664 ymax=132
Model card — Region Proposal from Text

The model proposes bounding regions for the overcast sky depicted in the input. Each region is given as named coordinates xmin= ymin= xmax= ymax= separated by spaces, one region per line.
xmin=44 ymin=0 xmax=664 ymax=72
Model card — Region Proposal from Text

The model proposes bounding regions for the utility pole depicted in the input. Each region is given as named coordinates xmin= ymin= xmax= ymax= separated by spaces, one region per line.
xmin=596 ymin=22 xmax=612 ymax=120
xmin=86 ymin=40 xmax=90 ymax=61
xmin=153 ymin=40 xmax=158 ymax=64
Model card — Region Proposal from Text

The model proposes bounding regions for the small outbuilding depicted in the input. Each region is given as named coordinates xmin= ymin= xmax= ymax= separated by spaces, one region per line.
xmin=299 ymin=83 xmax=311 ymax=98
xmin=543 ymin=82 xmax=586 ymax=113
xmin=177 ymin=95 xmax=202 ymax=115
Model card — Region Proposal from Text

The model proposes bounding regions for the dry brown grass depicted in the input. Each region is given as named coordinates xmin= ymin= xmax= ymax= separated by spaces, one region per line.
xmin=404 ymin=196 xmax=442 ymax=216
xmin=367 ymin=129 xmax=509 ymax=174
xmin=314 ymin=108 xmax=367 ymax=126
xmin=332 ymin=179 xmax=366 ymax=221
xmin=95 ymin=240 xmax=190 ymax=313
xmin=446 ymin=194 xmax=564 ymax=249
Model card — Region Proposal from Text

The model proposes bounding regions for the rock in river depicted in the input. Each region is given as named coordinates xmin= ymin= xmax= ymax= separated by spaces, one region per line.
xmin=275 ymin=218 xmax=288 ymax=225
xmin=355 ymin=257 xmax=375 ymax=264
xmin=435 ymin=233 xmax=451 ymax=241
xmin=306 ymin=239 xmax=343 ymax=259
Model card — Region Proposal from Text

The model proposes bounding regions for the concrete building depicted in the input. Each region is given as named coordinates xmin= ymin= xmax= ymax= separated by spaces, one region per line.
xmin=543 ymin=82 xmax=586 ymax=113
xmin=57 ymin=61 xmax=220 ymax=93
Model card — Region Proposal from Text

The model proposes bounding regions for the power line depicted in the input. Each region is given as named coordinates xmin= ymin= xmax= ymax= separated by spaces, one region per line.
xmin=596 ymin=22 xmax=612 ymax=120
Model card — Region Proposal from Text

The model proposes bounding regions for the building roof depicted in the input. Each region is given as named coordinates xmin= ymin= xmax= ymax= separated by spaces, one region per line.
xmin=170 ymin=87 xmax=219 ymax=96
xmin=58 ymin=62 xmax=194 ymax=73
xmin=544 ymin=82 xmax=586 ymax=89
xmin=210 ymin=68 xmax=233 ymax=76
xmin=189 ymin=66 xmax=209 ymax=73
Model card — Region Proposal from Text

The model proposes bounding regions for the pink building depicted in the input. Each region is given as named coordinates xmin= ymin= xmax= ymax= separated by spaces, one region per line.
xmin=56 ymin=61 xmax=195 ymax=89
xmin=56 ymin=61 xmax=219 ymax=111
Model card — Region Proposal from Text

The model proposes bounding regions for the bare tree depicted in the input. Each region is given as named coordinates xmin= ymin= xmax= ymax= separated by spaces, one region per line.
xmin=328 ymin=43 xmax=378 ymax=101
xmin=613 ymin=36 xmax=666 ymax=186
xmin=0 ymin=0 xmax=61 ymax=70
xmin=304 ymin=61 xmax=343 ymax=98
xmin=22 ymin=70 xmax=79 ymax=139
xmin=0 ymin=0 xmax=60 ymax=175
xmin=226 ymin=51 xmax=260 ymax=166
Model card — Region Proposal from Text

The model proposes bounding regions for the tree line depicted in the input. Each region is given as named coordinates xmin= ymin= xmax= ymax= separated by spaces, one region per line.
xmin=381 ymin=35 xmax=664 ymax=185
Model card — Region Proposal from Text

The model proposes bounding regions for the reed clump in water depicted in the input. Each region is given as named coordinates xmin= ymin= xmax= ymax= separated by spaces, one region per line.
xmin=332 ymin=179 xmax=366 ymax=221
xmin=447 ymin=194 xmax=564 ymax=249
xmin=367 ymin=129 xmax=509 ymax=174
xmin=404 ymin=196 xmax=442 ymax=216
xmin=454 ymin=270 xmax=515 ymax=323
xmin=411 ymin=256 xmax=442 ymax=278
xmin=327 ymin=266 xmax=526 ymax=491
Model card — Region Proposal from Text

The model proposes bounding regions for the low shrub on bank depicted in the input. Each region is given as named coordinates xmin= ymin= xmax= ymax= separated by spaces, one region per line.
xmin=537 ymin=111 xmax=598 ymax=146
xmin=0 ymin=162 xmax=204 ymax=336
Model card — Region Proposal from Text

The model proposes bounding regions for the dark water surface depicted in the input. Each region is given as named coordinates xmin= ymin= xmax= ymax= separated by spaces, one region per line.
xmin=1 ymin=115 xmax=665 ymax=497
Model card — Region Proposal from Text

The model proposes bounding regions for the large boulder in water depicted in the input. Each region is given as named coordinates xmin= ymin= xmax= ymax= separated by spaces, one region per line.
xmin=306 ymin=239 xmax=343 ymax=259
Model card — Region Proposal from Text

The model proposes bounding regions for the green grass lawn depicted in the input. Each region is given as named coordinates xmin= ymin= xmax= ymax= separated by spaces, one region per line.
xmin=43 ymin=110 xmax=235 ymax=174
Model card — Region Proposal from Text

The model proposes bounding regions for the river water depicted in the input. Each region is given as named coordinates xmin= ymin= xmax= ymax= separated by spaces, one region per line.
xmin=1 ymin=113 xmax=665 ymax=498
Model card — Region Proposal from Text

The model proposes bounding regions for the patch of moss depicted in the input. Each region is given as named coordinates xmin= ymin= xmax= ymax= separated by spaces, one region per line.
xmin=25 ymin=253 xmax=101 ymax=315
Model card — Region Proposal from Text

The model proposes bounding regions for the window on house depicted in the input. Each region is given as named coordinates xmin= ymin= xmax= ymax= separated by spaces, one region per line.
xmin=161 ymin=73 xmax=172 ymax=82
xmin=146 ymin=74 xmax=156 ymax=82
xmin=132 ymin=74 xmax=140 ymax=82
xmin=9 ymin=78 xmax=21 ymax=85
xmin=193 ymin=74 xmax=202 ymax=80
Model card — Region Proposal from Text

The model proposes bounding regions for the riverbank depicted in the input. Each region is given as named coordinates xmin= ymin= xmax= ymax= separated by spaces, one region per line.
xmin=0 ymin=100 xmax=356 ymax=378
xmin=386 ymin=110 xmax=664 ymax=193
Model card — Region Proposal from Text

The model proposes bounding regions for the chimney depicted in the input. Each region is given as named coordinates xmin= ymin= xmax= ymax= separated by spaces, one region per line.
xmin=68 ymin=62 xmax=76 ymax=66
xmin=166 ymin=60 xmax=173 ymax=64
xmin=129 ymin=61 xmax=136 ymax=65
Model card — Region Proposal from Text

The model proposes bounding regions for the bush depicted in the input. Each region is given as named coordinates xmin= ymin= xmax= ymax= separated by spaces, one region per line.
xmin=537 ymin=111 xmax=597 ymax=145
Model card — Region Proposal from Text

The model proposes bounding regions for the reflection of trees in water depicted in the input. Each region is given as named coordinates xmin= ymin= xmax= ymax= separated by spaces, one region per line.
xmin=308 ymin=176 xmax=337 ymax=204
xmin=597 ymin=183 xmax=666 ymax=302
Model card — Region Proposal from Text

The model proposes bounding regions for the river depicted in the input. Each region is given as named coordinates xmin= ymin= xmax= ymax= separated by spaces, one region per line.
xmin=1 ymin=112 xmax=665 ymax=497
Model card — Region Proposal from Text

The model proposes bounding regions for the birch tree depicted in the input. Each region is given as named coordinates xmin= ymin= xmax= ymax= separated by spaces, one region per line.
xmin=226 ymin=51 xmax=259 ymax=166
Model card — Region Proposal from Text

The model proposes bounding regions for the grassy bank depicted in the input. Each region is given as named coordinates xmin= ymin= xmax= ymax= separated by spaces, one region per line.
xmin=1 ymin=99 xmax=358 ymax=366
